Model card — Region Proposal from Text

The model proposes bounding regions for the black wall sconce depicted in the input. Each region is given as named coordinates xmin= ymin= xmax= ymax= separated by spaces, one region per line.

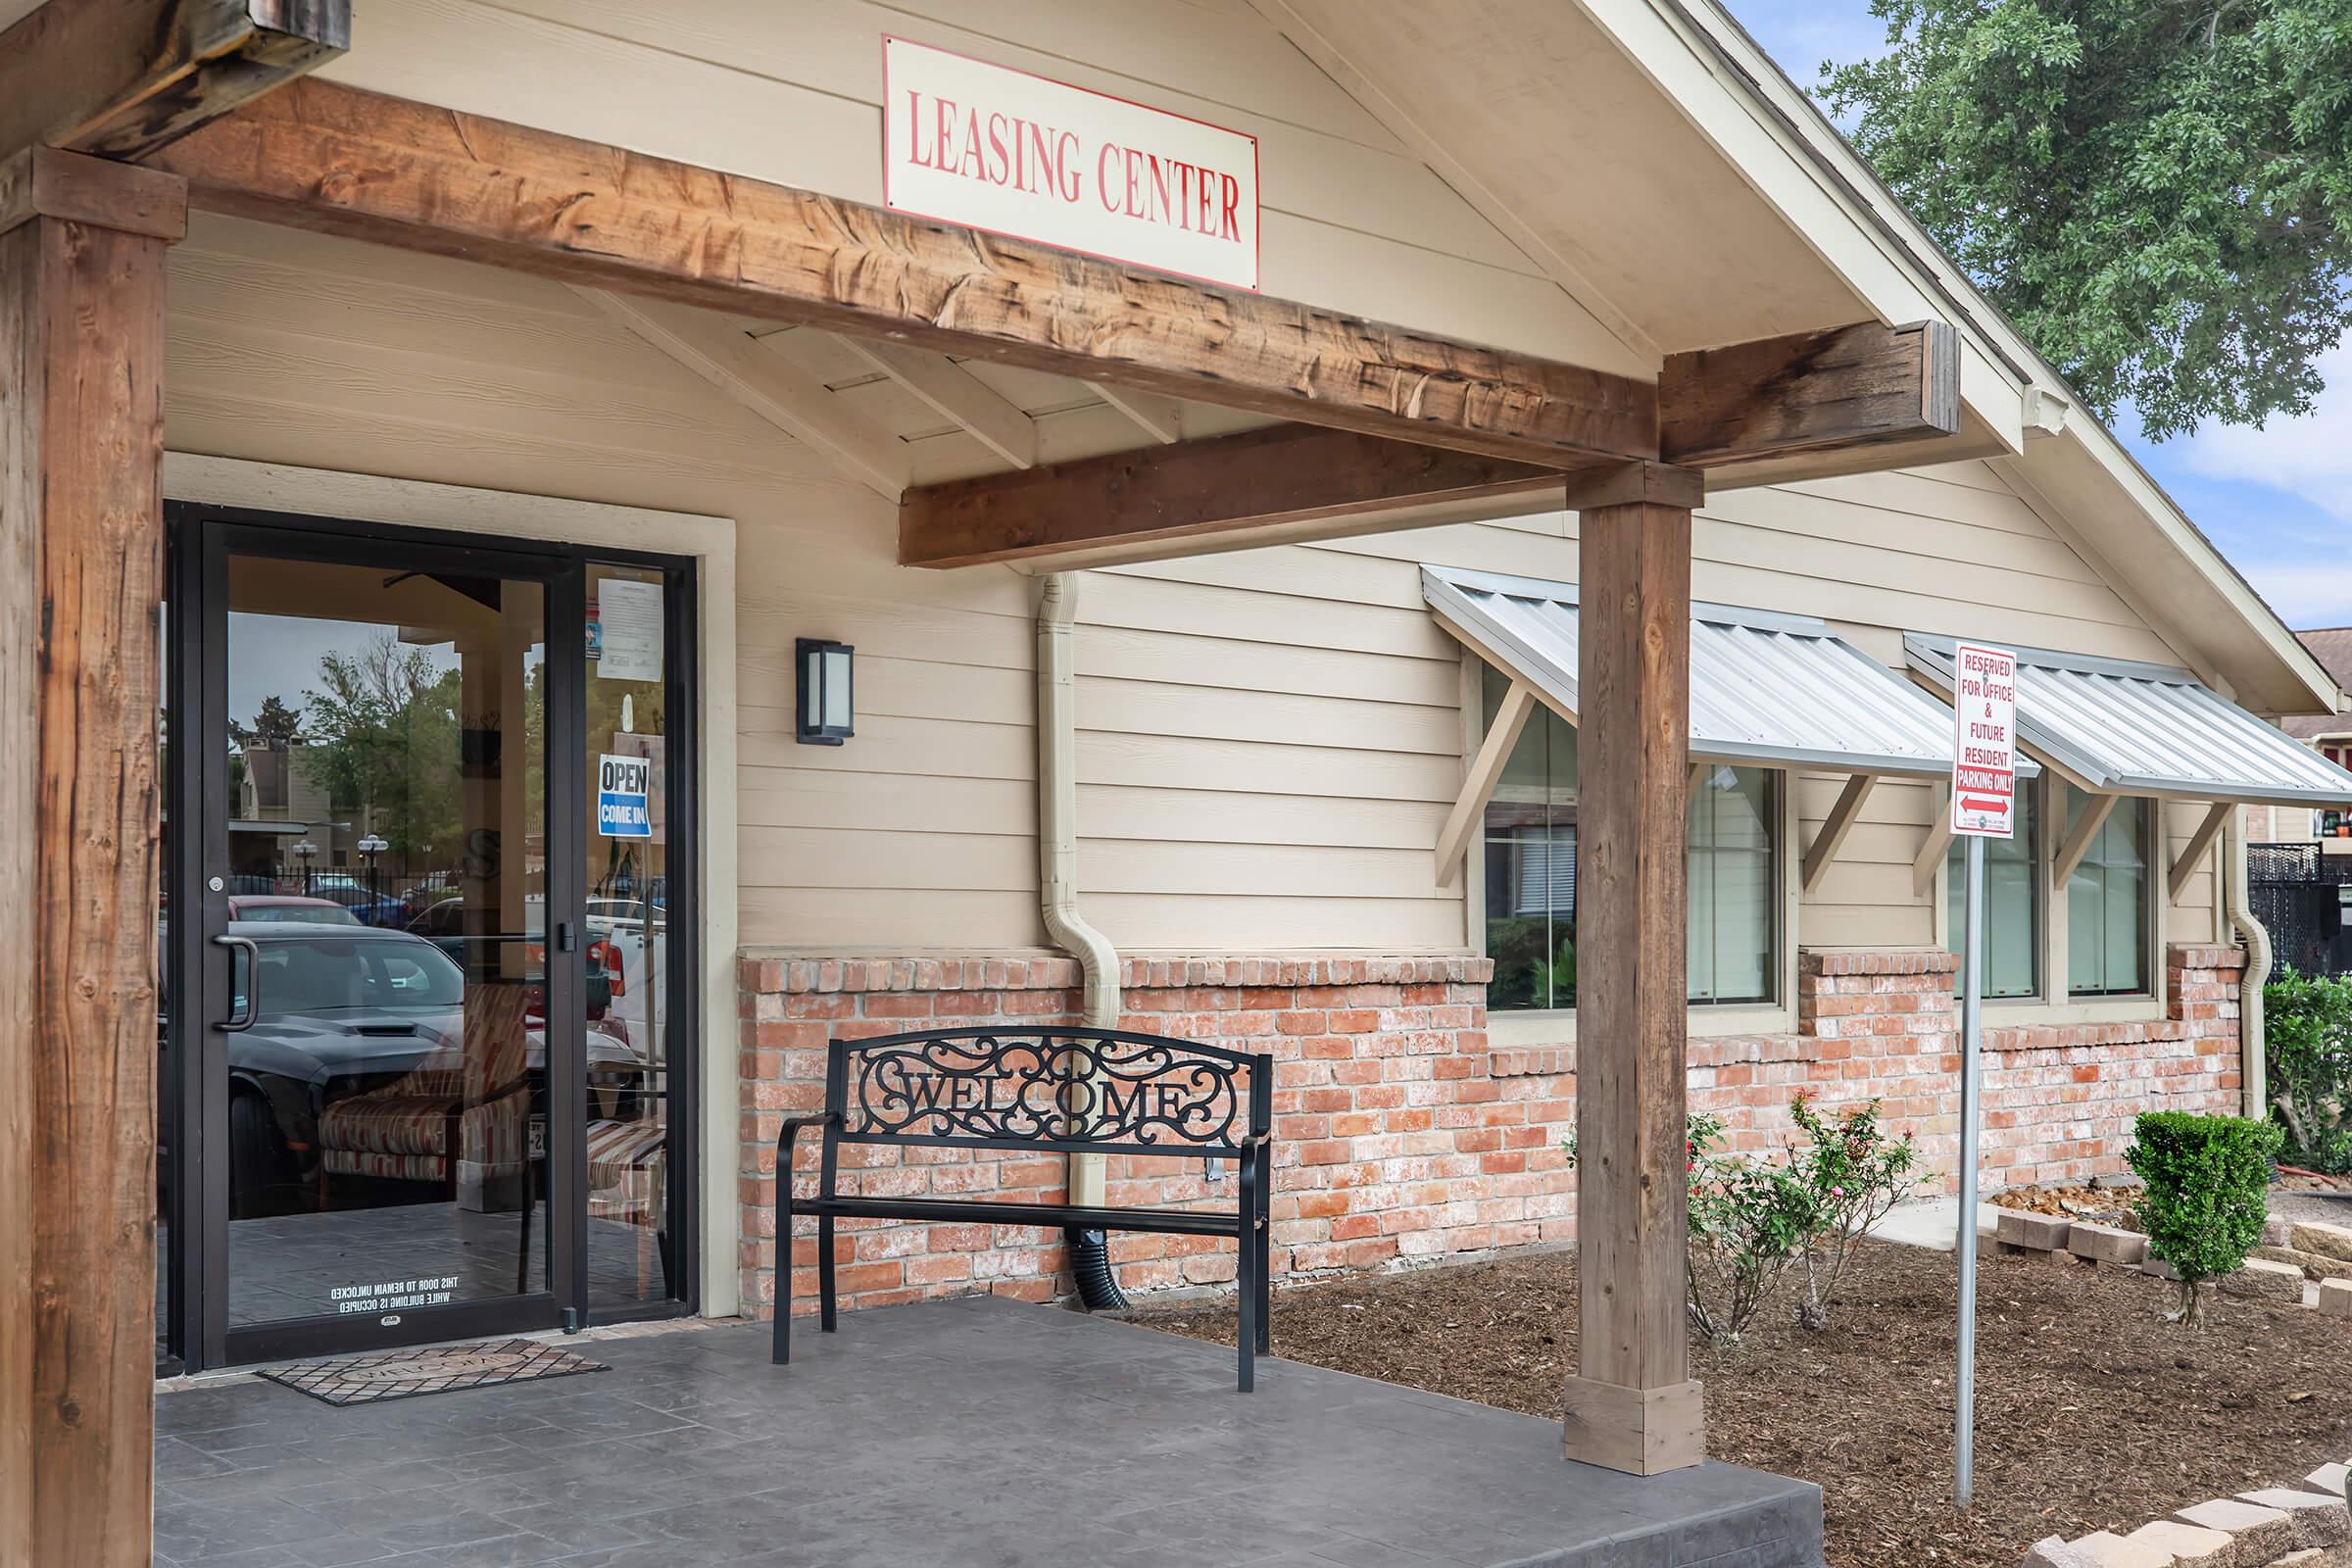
xmin=797 ymin=637 xmax=855 ymax=745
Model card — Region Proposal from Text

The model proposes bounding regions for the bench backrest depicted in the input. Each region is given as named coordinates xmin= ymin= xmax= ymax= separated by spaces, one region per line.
xmin=825 ymin=1027 xmax=1271 ymax=1160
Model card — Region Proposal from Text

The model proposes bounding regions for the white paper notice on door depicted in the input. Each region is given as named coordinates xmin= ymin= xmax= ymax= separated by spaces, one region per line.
xmin=597 ymin=577 xmax=662 ymax=683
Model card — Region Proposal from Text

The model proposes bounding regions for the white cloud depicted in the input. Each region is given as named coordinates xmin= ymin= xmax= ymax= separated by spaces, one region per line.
xmin=2221 ymin=560 xmax=2352 ymax=630
xmin=2179 ymin=344 xmax=2352 ymax=524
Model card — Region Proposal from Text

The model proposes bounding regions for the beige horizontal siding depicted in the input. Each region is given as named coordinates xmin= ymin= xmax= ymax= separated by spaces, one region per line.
xmin=312 ymin=0 xmax=1646 ymax=373
xmin=164 ymin=210 xmax=2227 ymax=964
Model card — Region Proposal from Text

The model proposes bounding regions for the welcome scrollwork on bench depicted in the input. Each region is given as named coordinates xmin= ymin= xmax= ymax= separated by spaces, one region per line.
xmin=772 ymin=1026 xmax=1275 ymax=1391
xmin=850 ymin=1030 xmax=1250 ymax=1152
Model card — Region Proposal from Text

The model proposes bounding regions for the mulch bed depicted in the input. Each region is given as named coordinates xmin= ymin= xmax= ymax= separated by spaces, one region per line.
xmin=1128 ymin=1242 xmax=2352 ymax=1568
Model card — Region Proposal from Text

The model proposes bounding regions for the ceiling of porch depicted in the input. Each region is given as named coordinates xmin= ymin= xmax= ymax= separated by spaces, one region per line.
xmin=166 ymin=213 xmax=1284 ymax=507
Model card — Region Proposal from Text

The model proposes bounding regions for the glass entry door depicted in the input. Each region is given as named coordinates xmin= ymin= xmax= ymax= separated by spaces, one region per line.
xmin=182 ymin=518 xmax=589 ymax=1365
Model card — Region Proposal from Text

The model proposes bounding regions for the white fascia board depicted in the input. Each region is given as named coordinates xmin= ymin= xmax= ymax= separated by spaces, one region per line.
xmin=2007 ymin=429 xmax=2341 ymax=718
xmin=1602 ymin=0 xmax=2332 ymax=716
xmin=1573 ymin=0 xmax=2029 ymax=442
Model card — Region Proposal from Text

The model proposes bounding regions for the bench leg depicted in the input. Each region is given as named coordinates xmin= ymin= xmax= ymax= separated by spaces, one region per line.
xmin=1235 ymin=1154 xmax=1258 ymax=1394
xmin=773 ymin=1195 xmax=795 ymax=1366
xmin=818 ymin=1212 xmax=838 ymax=1333
xmin=1255 ymin=1219 xmax=1272 ymax=1356
xmin=1236 ymin=1229 xmax=1255 ymax=1393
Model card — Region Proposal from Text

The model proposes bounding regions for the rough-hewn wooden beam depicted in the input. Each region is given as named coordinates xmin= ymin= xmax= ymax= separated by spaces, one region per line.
xmin=1562 ymin=493 xmax=1703 ymax=1477
xmin=1 ymin=0 xmax=349 ymax=161
xmin=1 ymin=150 xmax=179 ymax=1568
xmin=1 ymin=144 xmax=189 ymax=241
xmin=899 ymin=423 xmax=1571 ymax=569
xmin=1660 ymin=319 xmax=1960 ymax=468
xmin=144 ymin=78 xmax=1660 ymax=468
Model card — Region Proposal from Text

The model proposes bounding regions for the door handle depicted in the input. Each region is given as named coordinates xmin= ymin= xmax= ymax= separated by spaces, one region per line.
xmin=212 ymin=934 xmax=259 ymax=1033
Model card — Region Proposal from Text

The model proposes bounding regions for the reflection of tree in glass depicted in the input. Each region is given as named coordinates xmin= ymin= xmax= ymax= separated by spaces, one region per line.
xmin=297 ymin=633 xmax=464 ymax=858
xmin=229 ymin=694 xmax=304 ymax=753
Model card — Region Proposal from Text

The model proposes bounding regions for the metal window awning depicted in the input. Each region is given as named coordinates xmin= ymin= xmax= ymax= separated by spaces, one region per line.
xmin=1905 ymin=635 xmax=2352 ymax=810
xmin=1421 ymin=565 xmax=2028 ymax=891
xmin=1423 ymin=565 xmax=2002 ymax=779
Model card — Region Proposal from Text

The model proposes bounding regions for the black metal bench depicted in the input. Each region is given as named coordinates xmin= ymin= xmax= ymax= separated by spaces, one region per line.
xmin=771 ymin=1025 xmax=1275 ymax=1390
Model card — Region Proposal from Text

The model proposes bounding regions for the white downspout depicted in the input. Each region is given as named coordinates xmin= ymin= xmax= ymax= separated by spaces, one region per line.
xmin=2224 ymin=806 xmax=2272 ymax=1121
xmin=1037 ymin=573 xmax=1118 ymax=1211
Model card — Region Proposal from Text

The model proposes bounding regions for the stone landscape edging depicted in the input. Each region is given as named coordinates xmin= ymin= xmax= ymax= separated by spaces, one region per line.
xmin=1989 ymin=1210 xmax=2352 ymax=1315
xmin=2024 ymin=1468 xmax=2352 ymax=1567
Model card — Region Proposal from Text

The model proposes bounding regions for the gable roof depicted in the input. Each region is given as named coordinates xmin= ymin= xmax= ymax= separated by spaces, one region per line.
xmin=1251 ymin=0 xmax=2342 ymax=719
xmin=2284 ymin=630 xmax=2352 ymax=739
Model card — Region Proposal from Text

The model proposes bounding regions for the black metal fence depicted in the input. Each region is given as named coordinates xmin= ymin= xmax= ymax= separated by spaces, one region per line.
xmin=2250 ymin=843 xmax=2352 ymax=978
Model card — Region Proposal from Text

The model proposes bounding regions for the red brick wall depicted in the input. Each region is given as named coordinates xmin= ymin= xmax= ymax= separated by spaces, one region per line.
xmin=738 ymin=944 xmax=2244 ymax=1317
xmin=1691 ymin=945 xmax=2245 ymax=1190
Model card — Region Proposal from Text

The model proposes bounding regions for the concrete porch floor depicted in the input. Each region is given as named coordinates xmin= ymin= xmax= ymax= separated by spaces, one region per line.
xmin=154 ymin=1298 xmax=1825 ymax=1567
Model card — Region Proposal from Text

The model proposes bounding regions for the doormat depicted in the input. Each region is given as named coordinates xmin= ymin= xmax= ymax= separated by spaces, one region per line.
xmin=258 ymin=1339 xmax=609 ymax=1407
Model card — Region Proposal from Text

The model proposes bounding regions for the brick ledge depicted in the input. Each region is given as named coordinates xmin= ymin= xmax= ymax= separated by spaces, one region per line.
xmin=740 ymin=952 xmax=1493 ymax=994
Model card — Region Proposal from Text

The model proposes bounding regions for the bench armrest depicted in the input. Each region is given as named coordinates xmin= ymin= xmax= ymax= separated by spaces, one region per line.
xmin=776 ymin=1110 xmax=839 ymax=1163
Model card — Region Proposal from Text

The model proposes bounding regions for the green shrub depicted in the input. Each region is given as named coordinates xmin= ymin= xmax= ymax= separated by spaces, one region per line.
xmin=1682 ymin=1113 xmax=1821 ymax=1344
xmin=1787 ymin=1096 xmax=1931 ymax=1331
xmin=2125 ymin=1110 xmax=2281 ymax=1324
xmin=1567 ymin=1109 xmax=1824 ymax=1346
xmin=2266 ymin=967 xmax=2352 ymax=1173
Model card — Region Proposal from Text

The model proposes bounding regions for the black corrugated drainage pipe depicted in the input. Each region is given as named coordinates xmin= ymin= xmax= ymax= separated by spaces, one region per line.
xmin=1066 ymin=1226 xmax=1129 ymax=1310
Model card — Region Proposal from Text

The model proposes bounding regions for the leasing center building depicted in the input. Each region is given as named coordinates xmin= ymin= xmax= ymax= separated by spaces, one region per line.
xmin=6 ymin=0 xmax=2351 ymax=1522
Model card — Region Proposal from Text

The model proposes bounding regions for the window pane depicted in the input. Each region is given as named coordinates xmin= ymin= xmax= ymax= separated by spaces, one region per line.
xmin=2064 ymin=788 xmax=2148 ymax=996
xmin=1947 ymin=782 xmax=2039 ymax=998
xmin=1474 ymin=664 xmax=1780 ymax=1010
xmin=1482 ymin=664 xmax=1577 ymax=1011
xmin=1688 ymin=765 xmax=1775 ymax=1004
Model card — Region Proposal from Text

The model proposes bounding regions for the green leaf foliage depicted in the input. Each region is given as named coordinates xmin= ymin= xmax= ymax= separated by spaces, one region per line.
xmin=1823 ymin=1 xmax=2352 ymax=438
xmin=2125 ymin=1110 xmax=2280 ymax=1320
xmin=2265 ymin=966 xmax=2352 ymax=1172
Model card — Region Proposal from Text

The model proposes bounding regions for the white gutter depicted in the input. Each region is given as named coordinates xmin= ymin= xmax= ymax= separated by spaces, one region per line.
xmin=2223 ymin=808 xmax=2272 ymax=1122
xmin=1037 ymin=573 xmax=1119 ymax=1207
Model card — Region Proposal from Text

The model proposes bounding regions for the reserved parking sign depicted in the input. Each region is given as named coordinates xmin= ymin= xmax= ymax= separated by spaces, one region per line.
xmin=597 ymin=753 xmax=652 ymax=839
xmin=1951 ymin=642 xmax=2018 ymax=838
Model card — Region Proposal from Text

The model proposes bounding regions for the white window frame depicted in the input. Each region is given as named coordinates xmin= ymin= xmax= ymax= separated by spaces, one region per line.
xmin=1933 ymin=773 xmax=2170 ymax=1022
xmin=1460 ymin=651 xmax=1799 ymax=1046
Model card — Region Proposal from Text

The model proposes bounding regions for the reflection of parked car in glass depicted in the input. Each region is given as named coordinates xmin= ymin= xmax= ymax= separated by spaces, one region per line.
xmin=586 ymin=898 xmax=665 ymax=1054
xmin=301 ymin=876 xmax=409 ymax=927
xmin=225 ymin=894 xmax=361 ymax=926
xmin=406 ymin=896 xmax=614 ymax=1017
xmin=221 ymin=924 xmax=636 ymax=1218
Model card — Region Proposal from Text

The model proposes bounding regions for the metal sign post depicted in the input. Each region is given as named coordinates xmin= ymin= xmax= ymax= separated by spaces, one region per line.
xmin=1947 ymin=640 xmax=2018 ymax=1513
xmin=1956 ymin=829 xmax=1984 ymax=1508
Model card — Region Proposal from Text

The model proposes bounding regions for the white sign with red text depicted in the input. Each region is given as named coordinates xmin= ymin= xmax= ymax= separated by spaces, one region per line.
xmin=883 ymin=36 xmax=1260 ymax=291
xmin=1951 ymin=642 xmax=2018 ymax=838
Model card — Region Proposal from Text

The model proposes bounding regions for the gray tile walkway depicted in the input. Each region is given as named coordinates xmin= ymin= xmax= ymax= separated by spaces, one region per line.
xmin=155 ymin=1298 xmax=1825 ymax=1567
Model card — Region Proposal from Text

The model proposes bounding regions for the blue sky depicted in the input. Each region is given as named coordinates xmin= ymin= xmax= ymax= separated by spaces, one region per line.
xmin=1733 ymin=0 xmax=2352 ymax=632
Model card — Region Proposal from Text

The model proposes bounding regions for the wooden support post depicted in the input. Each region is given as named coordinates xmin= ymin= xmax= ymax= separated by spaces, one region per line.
xmin=2053 ymin=791 xmax=2120 ymax=888
xmin=0 ymin=146 xmax=184 ymax=1568
xmin=2168 ymin=801 xmax=2234 ymax=902
xmin=1803 ymin=772 xmax=1880 ymax=895
xmin=1913 ymin=786 xmax=1956 ymax=896
xmin=1435 ymin=679 xmax=1536 ymax=886
xmin=1561 ymin=470 xmax=1704 ymax=1476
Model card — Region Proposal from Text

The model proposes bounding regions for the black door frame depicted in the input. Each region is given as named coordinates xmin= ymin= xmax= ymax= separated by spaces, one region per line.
xmin=160 ymin=502 xmax=701 ymax=1372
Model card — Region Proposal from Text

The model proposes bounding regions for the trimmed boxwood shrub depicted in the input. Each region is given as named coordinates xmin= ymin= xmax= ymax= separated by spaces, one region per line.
xmin=2266 ymin=967 xmax=2352 ymax=1174
xmin=2125 ymin=1110 xmax=2281 ymax=1324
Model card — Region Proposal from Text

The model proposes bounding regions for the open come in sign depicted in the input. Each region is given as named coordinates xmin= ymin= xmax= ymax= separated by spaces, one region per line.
xmin=598 ymin=753 xmax=652 ymax=839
